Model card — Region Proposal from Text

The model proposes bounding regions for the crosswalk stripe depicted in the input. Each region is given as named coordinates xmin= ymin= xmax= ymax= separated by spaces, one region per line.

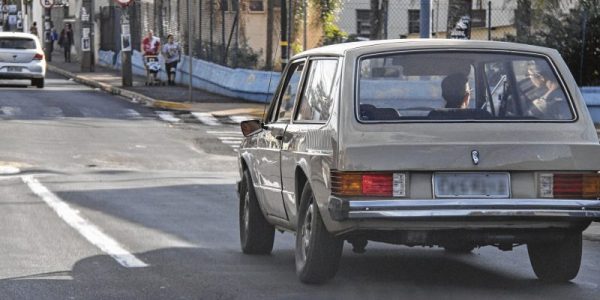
xmin=1 ymin=106 xmax=22 ymax=116
xmin=220 ymin=140 xmax=242 ymax=145
xmin=43 ymin=107 xmax=64 ymax=118
xmin=207 ymin=130 xmax=242 ymax=135
xmin=123 ymin=109 xmax=142 ymax=119
xmin=229 ymin=115 xmax=254 ymax=124
xmin=192 ymin=112 xmax=221 ymax=126
xmin=156 ymin=111 xmax=181 ymax=123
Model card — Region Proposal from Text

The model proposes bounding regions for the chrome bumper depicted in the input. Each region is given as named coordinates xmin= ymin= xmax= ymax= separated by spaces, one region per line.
xmin=328 ymin=197 xmax=600 ymax=221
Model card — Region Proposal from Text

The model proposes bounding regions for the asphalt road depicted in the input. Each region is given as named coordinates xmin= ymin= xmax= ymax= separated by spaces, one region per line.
xmin=0 ymin=74 xmax=598 ymax=299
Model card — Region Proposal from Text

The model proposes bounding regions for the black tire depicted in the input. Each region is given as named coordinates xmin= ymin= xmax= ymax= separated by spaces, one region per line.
xmin=239 ymin=170 xmax=274 ymax=254
xmin=527 ymin=231 xmax=582 ymax=282
xmin=295 ymin=182 xmax=343 ymax=284
xmin=32 ymin=78 xmax=44 ymax=88
xmin=444 ymin=244 xmax=475 ymax=254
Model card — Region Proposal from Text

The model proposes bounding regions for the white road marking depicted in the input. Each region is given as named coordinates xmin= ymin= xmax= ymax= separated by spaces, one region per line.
xmin=220 ymin=140 xmax=242 ymax=145
xmin=207 ymin=130 xmax=242 ymax=135
xmin=1 ymin=106 xmax=22 ymax=116
xmin=218 ymin=137 xmax=244 ymax=141
xmin=156 ymin=111 xmax=181 ymax=123
xmin=123 ymin=109 xmax=142 ymax=119
xmin=229 ymin=115 xmax=254 ymax=124
xmin=22 ymin=175 xmax=148 ymax=268
xmin=43 ymin=107 xmax=64 ymax=118
xmin=191 ymin=112 xmax=221 ymax=126
xmin=0 ymin=166 xmax=20 ymax=175
xmin=80 ymin=107 xmax=104 ymax=118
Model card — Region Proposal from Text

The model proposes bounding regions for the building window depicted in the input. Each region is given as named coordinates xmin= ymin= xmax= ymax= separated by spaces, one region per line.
xmin=408 ymin=10 xmax=420 ymax=34
xmin=248 ymin=0 xmax=264 ymax=12
xmin=356 ymin=9 xmax=371 ymax=38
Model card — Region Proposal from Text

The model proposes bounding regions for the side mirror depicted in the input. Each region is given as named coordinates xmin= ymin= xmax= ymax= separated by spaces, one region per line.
xmin=240 ymin=119 xmax=263 ymax=137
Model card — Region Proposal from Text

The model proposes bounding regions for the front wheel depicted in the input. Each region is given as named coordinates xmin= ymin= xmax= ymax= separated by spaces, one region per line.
xmin=295 ymin=182 xmax=343 ymax=284
xmin=239 ymin=170 xmax=274 ymax=254
xmin=32 ymin=78 xmax=44 ymax=88
xmin=527 ymin=231 xmax=582 ymax=282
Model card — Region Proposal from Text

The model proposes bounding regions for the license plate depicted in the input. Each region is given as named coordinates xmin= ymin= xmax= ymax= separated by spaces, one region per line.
xmin=434 ymin=172 xmax=510 ymax=198
xmin=7 ymin=66 xmax=21 ymax=72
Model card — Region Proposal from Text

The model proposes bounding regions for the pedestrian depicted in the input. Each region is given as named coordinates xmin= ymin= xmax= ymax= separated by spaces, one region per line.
xmin=29 ymin=22 xmax=38 ymax=37
xmin=58 ymin=23 xmax=74 ymax=63
xmin=162 ymin=34 xmax=181 ymax=86
xmin=142 ymin=30 xmax=160 ymax=56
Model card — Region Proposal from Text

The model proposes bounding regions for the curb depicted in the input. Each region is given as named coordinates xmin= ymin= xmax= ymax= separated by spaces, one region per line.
xmin=47 ymin=64 xmax=190 ymax=111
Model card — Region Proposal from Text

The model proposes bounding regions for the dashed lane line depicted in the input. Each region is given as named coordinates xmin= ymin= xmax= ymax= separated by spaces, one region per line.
xmin=22 ymin=175 xmax=149 ymax=268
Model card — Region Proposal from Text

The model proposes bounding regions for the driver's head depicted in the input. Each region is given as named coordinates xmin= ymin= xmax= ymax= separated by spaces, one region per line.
xmin=442 ymin=73 xmax=470 ymax=108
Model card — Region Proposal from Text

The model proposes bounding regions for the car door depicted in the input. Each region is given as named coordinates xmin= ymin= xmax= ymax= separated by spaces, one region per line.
xmin=253 ymin=60 xmax=306 ymax=220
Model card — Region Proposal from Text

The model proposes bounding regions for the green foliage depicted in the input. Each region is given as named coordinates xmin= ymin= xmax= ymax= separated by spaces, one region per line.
xmin=504 ymin=0 xmax=600 ymax=85
xmin=310 ymin=0 xmax=347 ymax=46
xmin=193 ymin=40 xmax=261 ymax=69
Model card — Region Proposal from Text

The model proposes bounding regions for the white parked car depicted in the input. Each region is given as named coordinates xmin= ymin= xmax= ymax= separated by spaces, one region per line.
xmin=0 ymin=32 xmax=46 ymax=88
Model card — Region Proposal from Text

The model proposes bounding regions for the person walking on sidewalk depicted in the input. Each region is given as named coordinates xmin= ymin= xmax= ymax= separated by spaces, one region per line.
xmin=58 ymin=24 xmax=74 ymax=63
xmin=142 ymin=31 xmax=160 ymax=56
xmin=29 ymin=22 xmax=38 ymax=38
xmin=162 ymin=34 xmax=181 ymax=86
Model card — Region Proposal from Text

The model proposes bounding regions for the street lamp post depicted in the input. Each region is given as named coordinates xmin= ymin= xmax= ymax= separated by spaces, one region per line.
xmin=115 ymin=0 xmax=133 ymax=87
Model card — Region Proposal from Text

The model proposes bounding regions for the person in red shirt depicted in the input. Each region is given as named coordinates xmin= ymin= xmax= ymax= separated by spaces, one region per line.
xmin=142 ymin=31 xmax=160 ymax=56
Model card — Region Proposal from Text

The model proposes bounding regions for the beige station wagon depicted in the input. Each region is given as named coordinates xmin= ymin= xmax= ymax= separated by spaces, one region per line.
xmin=236 ymin=39 xmax=600 ymax=284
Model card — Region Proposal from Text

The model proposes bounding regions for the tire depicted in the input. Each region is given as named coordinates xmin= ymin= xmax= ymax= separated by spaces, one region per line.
xmin=239 ymin=170 xmax=274 ymax=254
xmin=295 ymin=182 xmax=343 ymax=284
xmin=527 ymin=231 xmax=582 ymax=282
xmin=32 ymin=78 xmax=44 ymax=88
xmin=444 ymin=244 xmax=475 ymax=254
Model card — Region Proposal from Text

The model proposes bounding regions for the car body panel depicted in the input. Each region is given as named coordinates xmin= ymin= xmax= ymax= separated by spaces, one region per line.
xmin=0 ymin=32 xmax=46 ymax=81
xmin=238 ymin=39 xmax=600 ymax=238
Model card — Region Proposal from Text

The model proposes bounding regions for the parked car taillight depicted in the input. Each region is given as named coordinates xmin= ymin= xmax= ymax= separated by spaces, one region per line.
xmin=33 ymin=53 xmax=44 ymax=60
xmin=331 ymin=171 xmax=406 ymax=197
xmin=539 ymin=173 xmax=600 ymax=199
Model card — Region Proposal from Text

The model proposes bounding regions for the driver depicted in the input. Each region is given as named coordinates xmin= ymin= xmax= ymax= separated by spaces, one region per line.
xmin=526 ymin=62 xmax=569 ymax=119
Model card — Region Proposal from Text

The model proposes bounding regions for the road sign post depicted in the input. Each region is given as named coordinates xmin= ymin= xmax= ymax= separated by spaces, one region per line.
xmin=80 ymin=0 xmax=94 ymax=72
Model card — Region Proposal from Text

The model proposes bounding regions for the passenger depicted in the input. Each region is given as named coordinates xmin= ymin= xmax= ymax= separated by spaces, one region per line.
xmin=441 ymin=73 xmax=471 ymax=109
xmin=526 ymin=63 xmax=569 ymax=119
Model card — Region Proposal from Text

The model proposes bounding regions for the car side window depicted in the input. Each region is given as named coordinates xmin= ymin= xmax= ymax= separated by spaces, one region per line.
xmin=295 ymin=59 xmax=338 ymax=122
xmin=274 ymin=62 xmax=305 ymax=123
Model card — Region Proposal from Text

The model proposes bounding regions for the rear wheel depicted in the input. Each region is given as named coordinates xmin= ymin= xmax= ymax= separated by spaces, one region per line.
xmin=32 ymin=78 xmax=44 ymax=88
xmin=239 ymin=170 xmax=274 ymax=254
xmin=295 ymin=182 xmax=343 ymax=284
xmin=527 ymin=231 xmax=582 ymax=282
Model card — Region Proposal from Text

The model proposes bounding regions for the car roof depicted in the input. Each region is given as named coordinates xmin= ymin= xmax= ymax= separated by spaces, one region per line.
xmin=0 ymin=32 xmax=39 ymax=39
xmin=293 ymin=39 xmax=557 ymax=59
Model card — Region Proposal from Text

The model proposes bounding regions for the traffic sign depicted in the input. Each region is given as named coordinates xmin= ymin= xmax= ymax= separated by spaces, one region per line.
xmin=114 ymin=0 xmax=133 ymax=7
xmin=40 ymin=0 xmax=54 ymax=9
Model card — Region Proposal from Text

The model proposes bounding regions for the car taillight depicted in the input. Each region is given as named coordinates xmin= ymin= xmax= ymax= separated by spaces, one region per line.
xmin=539 ymin=173 xmax=600 ymax=199
xmin=331 ymin=171 xmax=406 ymax=197
xmin=33 ymin=53 xmax=44 ymax=60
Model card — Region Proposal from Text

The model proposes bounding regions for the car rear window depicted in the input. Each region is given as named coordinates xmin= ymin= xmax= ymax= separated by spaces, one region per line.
xmin=0 ymin=38 xmax=36 ymax=49
xmin=357 ymin=52 xmax=574 ymax=122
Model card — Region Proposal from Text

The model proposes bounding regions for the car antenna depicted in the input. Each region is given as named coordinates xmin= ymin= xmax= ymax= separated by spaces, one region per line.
xmin=262 ymin=34 xmax=282 ymax=122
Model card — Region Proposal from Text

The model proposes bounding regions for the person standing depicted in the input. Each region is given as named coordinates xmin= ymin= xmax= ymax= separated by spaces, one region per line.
xmin=29 ymin=22 xmax=38 ymax=37
xmin=58 ymin=24 xmax=74 ymax=62
xmin=162 ymin=34 xmax=181 ymax=86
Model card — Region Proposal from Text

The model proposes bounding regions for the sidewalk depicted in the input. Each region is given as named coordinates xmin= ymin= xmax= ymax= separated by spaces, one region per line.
xmin=46 ymin=50 xmax=266 ymax=118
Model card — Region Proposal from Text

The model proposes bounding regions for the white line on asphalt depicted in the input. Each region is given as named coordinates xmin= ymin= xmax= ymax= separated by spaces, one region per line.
xmin=229 ymin=115 xmax=254 ymax=124
xmin=191 ymin=112 xmax=221 ymax=126
xmin=206 ymin=130 xmax=242 ymax=135
xmin=123 ymin=109 xmax=142 ymax=119
xmin=1 ymin=106 xmax=22 ymax=116
xmin=218 ymin=137 xmax=245 ymax=141
xmin=22 ymin=175 xmax=149 ymax=268
xmin=220 ymin=140 xmax=242 ymax=145
xmin=43 ymin=107 xmax=65 ymax=118
xmin=156 ymin=111 xmax=181 ymax=123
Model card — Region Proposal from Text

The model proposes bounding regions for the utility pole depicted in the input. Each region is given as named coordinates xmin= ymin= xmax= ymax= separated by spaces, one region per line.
xmin=80 ymin=0 xmax=93 ymax=71
xmin=266 ymin=0 xmax=273 ymax=70
xmin=116 ymin=0 xmax=133 ymax=87
xmin=280 ymin=0 xmax=288 ymax=70
xmin=41 ymin=1 xmax=53 ymax=62
xmin=420 ymin=0 xmax=431 ymax=38
xmin=188 ymin=0 xmax=193 ymax=102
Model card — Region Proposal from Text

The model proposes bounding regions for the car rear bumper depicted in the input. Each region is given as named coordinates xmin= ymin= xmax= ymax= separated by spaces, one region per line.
xmin=0 ymin=72 xmax=44 ymax=79
xmin=0 ymin=62 xmax=45 ymax=80
xmin=328 ymin=197 xmax=600 ymax=221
